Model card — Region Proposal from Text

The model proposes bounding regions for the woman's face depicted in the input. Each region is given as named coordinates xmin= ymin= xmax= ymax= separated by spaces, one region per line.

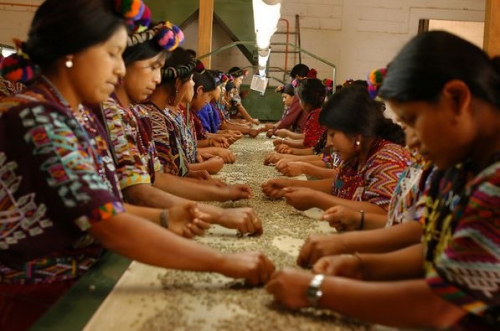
xmin=282 ymin=93 xmax=294 ymax=108
xmin=123 ymin=52 xmax=166 ymax=102
xmin=178 ymin=75 xmax=195 ymax=104
xmin=388 ymin=93 xmax=473 ymax=169
xmin=70 ymin=26 xmax=127 ymax=104
xmin=191 ymin=87 xmax=213 ymax=111
xmin=326 ymin=128 xmax=357 ymax=161
xmin=211 ymin=85 xmax=222 ymax=101
xmin=232 ymin=75 xmax=243 ymax=88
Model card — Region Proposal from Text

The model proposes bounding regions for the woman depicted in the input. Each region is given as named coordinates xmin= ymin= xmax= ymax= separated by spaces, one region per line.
xmin=272 ymin=78 xmax=326 ymax=155
xmin=102 ymin=23 xmax=256 ymax=215
xmin=226 ymin=66 xmax=260 ymax=125
xmin=266 ymin=31 xmax=500 ymax=329
xmin=141 ymin=48 xmax=226 ymax=176
xmin=263 ymin=85 xmax=411 ymax=218
xmin=0 ymin=2 xmax=274 ymax=330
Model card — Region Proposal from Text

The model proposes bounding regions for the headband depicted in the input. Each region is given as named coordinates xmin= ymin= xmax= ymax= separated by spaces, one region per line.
xmin=367 ymin=68 xmax=387 ymax=99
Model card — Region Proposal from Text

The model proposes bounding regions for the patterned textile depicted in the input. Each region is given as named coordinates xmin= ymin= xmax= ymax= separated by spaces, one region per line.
xmin=302 ymin=108 xmax=325 ymax=148
xmin=419 ymin=156 xmax=500 ymax=325
xmin=101 ymin=96 xmax=161 ymax=189
xmin=188 ymin=107 xmax=207 ymax=140
xmin=385 ymin=164 xmax=425 ymax=227
xmin=331 ymin=139 xmax=411 ymax=210
xmin=0 ymin=77 xmax=25 ymax=97
xmin=214 ymin=100 xmax=230 ymax=122
xmin=198 ymin=102 xmax=221 ymax=134
xmin=0 ymin=89 xmax=124 ymax=284
xmin=141 ymin=102 xmax=194 ymax=177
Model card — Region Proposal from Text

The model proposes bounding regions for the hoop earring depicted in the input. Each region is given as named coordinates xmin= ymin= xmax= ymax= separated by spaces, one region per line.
xmin=65 ymin=59 xmax=73 ymax=69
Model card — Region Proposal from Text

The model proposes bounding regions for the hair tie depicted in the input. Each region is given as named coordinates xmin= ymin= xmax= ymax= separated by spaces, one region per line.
xmin=161 ymin=58 xmax=197 ymax=80
xmin=306 ymin=68 xmax=317 ymax=78
xmin=155 ymin=22 xmax=184 ymax=52
xmin=0 ymin=39 xmax=36 ymax=83
xmin=366 ymin=68 xmax=387 ymax=99
xmin=291 ymin=78 xmax=299 ymax=88
xmin=275 ymin=85 xmax=285 ymax=93
xmin=194 ymin=60 xmax=205 ymax=74
xmin=115 ymin=0 xmax=145 ymax=20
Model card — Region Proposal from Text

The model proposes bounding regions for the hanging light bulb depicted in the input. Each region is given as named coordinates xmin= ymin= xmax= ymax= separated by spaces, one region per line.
xmin=252 ymin=0 xmax=281 ymax=77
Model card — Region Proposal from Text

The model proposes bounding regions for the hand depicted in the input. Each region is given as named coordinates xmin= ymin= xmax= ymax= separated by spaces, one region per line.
xmin=276 ymin=160 xmax=305 ymax=177
xmin=210 ymin=137 xmax=230 ymax=148
xmin=313 ymin=254 xmax=364 ymax=280
xmin=221 ymin=184 xmax=252 ymax=202
xmin=274 ymin=129 xmax=289 ymax=138
xmin=201 ymin=156 xmax=225 ymax=174
xmin=187 ymin=169 xmax=212 ymax=181
xmin=264 ymin=123 xmax=275 ymax=130
xmin=265 ymin=267 xmax=314 ymax=309
xmin=167 ymin=202 xmax=212 ymax=239
xmin=220 ymin=251 xmax=275 ymax=286
xmin=266 ymin=129 xmax=274 ymax=138
xmin=216 ymin=207 xmax=263 ymax=235
xmin=248 ymin=128 xmax=260 ymax=138
xmin=263 ymin=152 xmax=285 ymax=166
xmin=321 ymin=205 xmax=361 ymax=232
xmin=251 ymin=118 xmax=261 ymax=125
xmin=275 ymin=144 xmax=292 ymax=154
xmin=283 ymin=187 xmax=316 ymax=210
xmin=209 ymin=148 xmax=236 ymax=163
xmin=272 ymin=138 xmax=285 ymax=146
xmin=261 ymin=178 xmax=289 ymax=199
xmin=297 ymin=234 xmax=349 ymax=268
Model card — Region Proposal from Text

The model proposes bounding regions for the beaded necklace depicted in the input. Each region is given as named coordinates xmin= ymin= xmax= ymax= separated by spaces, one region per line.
xmin=39 ymin=76 xmax=111 ymax=188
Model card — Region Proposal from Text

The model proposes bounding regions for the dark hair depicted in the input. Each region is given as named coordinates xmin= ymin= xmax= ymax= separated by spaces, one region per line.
xmin=25 ymin=0 xmax=125 ymax=68
xmin=193 ymin=70 xmax=217 ymax=97
xmin=228 ymin=66 xmax=245 ymax=78
xmin=123 ymin=24 xmax=169 ymax=66
xmin=296 ymin=78 xmax=326 ymax=110
xmin=160 ymin=47 xmax=195 ymax=87
xmin=290 ymin=63 xmax=309 ymax=78
xmin=379 ymin=31 xmax=500 ymax=109
xmin=320 ymin=85 xmax=405 ymax=146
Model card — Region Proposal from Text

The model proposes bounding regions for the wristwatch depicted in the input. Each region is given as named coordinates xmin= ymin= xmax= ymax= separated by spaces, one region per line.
xmin=306 ymin=274 xmax=325 ymax=308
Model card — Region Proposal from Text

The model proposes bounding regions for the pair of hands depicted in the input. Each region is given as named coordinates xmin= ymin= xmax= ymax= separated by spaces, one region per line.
xmin=203 ymin=148 xmax=236 ymax=163
xmin=261 ymin=180 xmax=316 ymax=211
xmin=266 ymin=233 xmax=364 ymax=309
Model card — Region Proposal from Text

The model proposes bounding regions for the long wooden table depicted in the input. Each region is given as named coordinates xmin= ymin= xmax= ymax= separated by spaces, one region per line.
xmin=32 ymin=135 xmax=403 ymax=331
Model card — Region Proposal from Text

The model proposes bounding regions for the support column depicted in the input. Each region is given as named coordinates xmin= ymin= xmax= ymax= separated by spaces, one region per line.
xmin=198 ymin=0 xmax=214 ymax=68
xmin=484 ymin=0 xmax=500 ymax=56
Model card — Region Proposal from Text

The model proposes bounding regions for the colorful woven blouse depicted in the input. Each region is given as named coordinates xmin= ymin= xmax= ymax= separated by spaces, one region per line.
xmin=331 ymin=139 xmax=411 ymax=210
xmin=141 ymin=101 xmax=194 ymax=177
xmin=302 ymin=108 xmax=325 ymax=148
xmin=101 ymin=96 xmax=161 ymax=189
xmin=418 ymin=156 xmax=500 ymax=327
xmin=0 ymin=89 xmax=124 ymax=284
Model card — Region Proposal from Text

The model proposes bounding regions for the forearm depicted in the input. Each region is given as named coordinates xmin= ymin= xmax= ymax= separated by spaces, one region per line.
xmin=124 ymin=203 xmax=163 ymax=226
xmin=285 ymin=139 xmax=306 ymax=149
xmin=123 ymin=183 xmax=185 ymax=209
xmin=359 ymin=243 xmax=425 ymax=281
xmin=289 ymin=147 xmax=314 ymax=155
xmin=236 ymin=104 xmax=255 ymax=122
xmin=319 ymin=277 xmax=466 ymax=329
xmin=154 ymin=172 xmax=225 ymax=201
xmin=319 ymin=195 xmax=388 ymax=215
xmin=341 ymin=221 xmax=423 ymax=254
xmin=286 ymin=132 xmax=304 ymax=140
xmin=90 ymin=213 xmax=223 ymax=272
xmin=303 ymin=164 xmax=338 ymax=179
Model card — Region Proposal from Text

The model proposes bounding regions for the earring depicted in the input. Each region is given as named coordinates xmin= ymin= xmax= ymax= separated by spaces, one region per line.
xmin=65 ymin=59 xmax=73 ymax=69
xmin=355 ymin=140 xmax=361 ymax=146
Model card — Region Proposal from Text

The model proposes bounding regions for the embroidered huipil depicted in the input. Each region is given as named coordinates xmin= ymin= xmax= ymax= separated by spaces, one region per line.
xmin=418 ymin=157 xmax=500 ymax=326
xmin=331 ymin=139 xmax=411 ymax=211
xmin=140 ymin=102 xmax=194 ymax=177
xmin=101 ymin=96 xmax=161 ymax=188
xmin=0 ymin=89 xmax=124 ymax=284
xmin=302 ymin=108 xmax=325 ymax=148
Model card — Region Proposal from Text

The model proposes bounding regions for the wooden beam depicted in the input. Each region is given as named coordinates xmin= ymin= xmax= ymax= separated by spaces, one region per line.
xmin=484 ymin=0 xmax=500 ymax=56
xmin=198 ymin=0 xmax=214 ymax=68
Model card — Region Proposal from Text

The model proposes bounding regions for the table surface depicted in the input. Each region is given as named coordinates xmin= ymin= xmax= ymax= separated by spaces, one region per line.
xmin=31 ymin=134 xmax=405 ymax=331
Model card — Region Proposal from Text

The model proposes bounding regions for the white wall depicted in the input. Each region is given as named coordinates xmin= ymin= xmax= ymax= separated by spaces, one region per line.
xmin=0 ymin=0 xmax=486 ymax=88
